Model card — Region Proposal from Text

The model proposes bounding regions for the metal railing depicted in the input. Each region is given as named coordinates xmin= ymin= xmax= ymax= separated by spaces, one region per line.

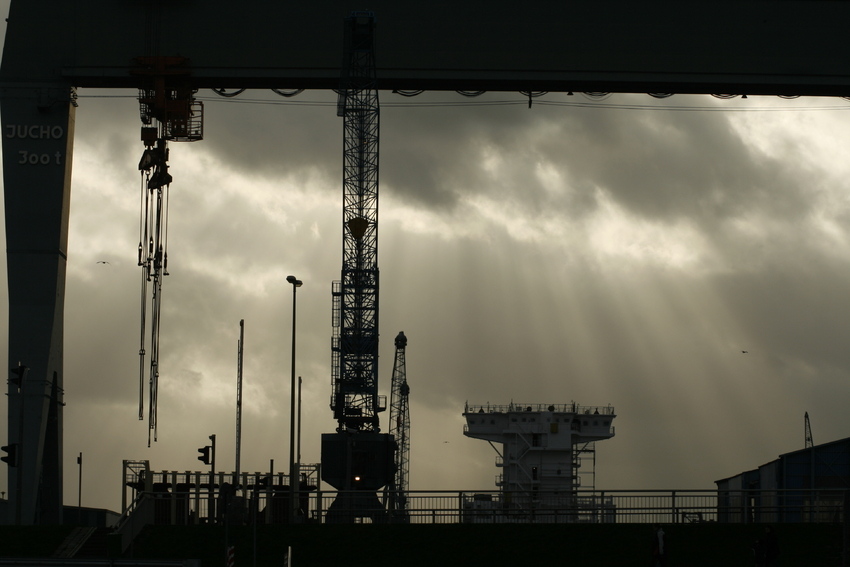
xmin=464 ymin=402 xmax=615 ymax=415
xmin=121 ymin=488 xmax=847 ymax=526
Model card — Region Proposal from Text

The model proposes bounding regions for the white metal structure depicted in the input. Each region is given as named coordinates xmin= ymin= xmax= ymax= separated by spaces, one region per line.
xmin=463 ymin=402 xmax=615 ymax=519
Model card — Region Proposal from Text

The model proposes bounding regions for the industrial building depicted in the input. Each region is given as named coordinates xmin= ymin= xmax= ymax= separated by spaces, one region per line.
xmin=715 ymin=437 xmax=850 ymax=523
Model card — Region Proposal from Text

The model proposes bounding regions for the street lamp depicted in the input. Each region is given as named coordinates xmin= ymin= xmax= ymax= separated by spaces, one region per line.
xmin=286 ymin=275 xmax=302 ymax=523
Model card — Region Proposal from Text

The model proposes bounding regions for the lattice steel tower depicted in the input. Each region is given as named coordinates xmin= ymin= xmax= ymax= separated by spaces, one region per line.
xmin=385 ymin=332 xmax=411 ymax=522
xmin=330 ymin=11 xmax=382 ymax=433
xmin=321 ymin=12 xmax=393 ymax=522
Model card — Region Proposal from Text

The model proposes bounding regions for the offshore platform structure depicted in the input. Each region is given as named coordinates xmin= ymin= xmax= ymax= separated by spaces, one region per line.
xmin=463 ymin=402 xmax=616 ymax=522
xmin=384 ymin=332 xmax=411 ymax=523
xmin=321 ymin=12 xmax=395 ymax=523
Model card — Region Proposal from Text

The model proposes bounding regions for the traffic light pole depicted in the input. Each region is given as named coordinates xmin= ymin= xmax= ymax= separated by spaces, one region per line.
xmin=15 ymin=380 xmax=22 ymax=525
xmin=77 ymin=452 xmax=82 ymax=524
xmin=4 ymin=364 xmax=28 ymax=525
xmin=198 ymin=434 xmax=216 ymax=523
xmin=209 ymin=434 xmax=216 ymax=523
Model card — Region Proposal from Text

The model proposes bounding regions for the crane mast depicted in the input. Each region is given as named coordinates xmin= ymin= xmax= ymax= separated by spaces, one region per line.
xmin=321 ymin=12 xmax=393 ymax=522
xmin=385 ymin=332 xmax=411 ymax=523
xmin=330 ymin=10 xmax=383 ymax=432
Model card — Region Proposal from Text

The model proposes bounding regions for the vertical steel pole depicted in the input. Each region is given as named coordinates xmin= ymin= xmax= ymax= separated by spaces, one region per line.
xmin=289 ymin=283 xmax=297 ymax=523
xmin=297 ymin=376 xmax=303 ymax=519
xmin=209 ymin=434 xmax=216 ymax=522
xmin=236 ymin=320 xmax=244 ymax=493
xmin=77 ymin=452 xmax=82 ymax=523
xmin=266 ymin=459 xmax=273 ymax=524
xmin=297 ymin=376 xmax=302 ymax=465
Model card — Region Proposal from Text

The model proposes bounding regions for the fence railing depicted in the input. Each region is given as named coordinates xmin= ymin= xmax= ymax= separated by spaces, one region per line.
xmin=464 ymin=402 xmax=615 ymax=415
xmin=125 ymin=488 xmax=847 ymax=526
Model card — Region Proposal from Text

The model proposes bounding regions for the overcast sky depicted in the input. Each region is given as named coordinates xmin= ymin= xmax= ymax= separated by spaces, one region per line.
xmin=3 ymin=8 xmax=850 ymax=514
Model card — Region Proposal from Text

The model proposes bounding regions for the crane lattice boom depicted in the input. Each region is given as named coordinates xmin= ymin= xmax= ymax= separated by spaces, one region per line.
xmin=330 ymin=11 xmax=383 ymax=433
xmin=321 ymin=12 xmax=393 ymax=522
xmin=386 ymin=332 xmax=411 ymax=522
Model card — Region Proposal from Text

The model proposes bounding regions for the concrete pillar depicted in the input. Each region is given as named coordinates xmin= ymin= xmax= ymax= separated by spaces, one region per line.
xmin=1 ymin=84 xmax=75 ymax=524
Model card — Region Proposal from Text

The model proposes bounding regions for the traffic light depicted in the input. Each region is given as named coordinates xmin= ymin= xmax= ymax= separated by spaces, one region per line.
xmin=1 ymin=443 xmax=18 ymax=467
xmin=198 ymin=445 xmax=211 ymax=465
xmin=9 ymin=364 xmax=28 ymax=391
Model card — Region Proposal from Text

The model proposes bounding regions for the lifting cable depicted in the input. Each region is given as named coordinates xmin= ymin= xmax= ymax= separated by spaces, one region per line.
xmin=137 ymin=131 xmax=172 ymax=446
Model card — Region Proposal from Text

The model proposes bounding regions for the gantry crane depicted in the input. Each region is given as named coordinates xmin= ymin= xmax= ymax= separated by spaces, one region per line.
xmin=385 ymin=332 xmax=411 ymax=523
xmin=321 ymin=11 xmax=394 ymax=522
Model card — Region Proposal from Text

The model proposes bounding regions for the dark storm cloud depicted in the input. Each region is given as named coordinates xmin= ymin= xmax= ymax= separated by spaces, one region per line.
xmin=195 ymin=94 xmax=341 ymax=185
xmin=383 ymin=94 xmax=822 ymax=240
xmin=578 ymin=110 xmax=813 ymax=225
xmin=380 ymin=97 xmax=564 ymax=212
xmin=155 ymin=90 xmax=820 ymax=241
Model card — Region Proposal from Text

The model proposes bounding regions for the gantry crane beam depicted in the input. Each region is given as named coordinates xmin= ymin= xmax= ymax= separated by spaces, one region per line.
xmin=6 ymin=1 xmax=850 ymax=95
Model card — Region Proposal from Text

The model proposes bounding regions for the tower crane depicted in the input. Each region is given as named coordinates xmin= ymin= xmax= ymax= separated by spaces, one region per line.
xmin=385 ymin=332 xmax=411 ymax=523
xmin=321 ymin=11 xmax=393 ymax=522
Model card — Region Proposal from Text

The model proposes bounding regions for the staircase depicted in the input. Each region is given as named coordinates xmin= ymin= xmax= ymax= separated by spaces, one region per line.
xmin=74 ymin=527 xmax=114 ymax=558
xmin=52 ymin=526 xmax=114 ymax=559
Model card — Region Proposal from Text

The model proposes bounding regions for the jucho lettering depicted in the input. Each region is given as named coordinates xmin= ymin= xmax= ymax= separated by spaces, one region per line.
xmin=5 ymin=124 xmax=65 ymax=139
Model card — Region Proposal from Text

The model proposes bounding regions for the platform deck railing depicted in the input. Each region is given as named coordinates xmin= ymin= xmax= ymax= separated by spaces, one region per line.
xmin=123 ymin=488 xmax=847 ymax=525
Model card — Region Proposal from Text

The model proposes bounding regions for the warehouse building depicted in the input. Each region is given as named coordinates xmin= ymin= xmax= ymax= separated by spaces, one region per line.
xmin=715 ymin=437 xmax=849 ymax=523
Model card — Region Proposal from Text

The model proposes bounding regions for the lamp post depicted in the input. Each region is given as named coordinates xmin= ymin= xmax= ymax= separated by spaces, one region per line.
xmin=297 ymin=375 xmax=302 ymax=469
xmin=286 ymin=275 xmax=302 ymax=523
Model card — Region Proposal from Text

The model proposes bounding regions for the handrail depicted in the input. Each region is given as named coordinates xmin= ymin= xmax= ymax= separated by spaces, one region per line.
xmin=113 ymin=487 xmax=846 ymax=525
xmin=465 ymin=402 xmax=615 ymax=415
xmin=114 ymin=491 xmax=156 ymax=553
